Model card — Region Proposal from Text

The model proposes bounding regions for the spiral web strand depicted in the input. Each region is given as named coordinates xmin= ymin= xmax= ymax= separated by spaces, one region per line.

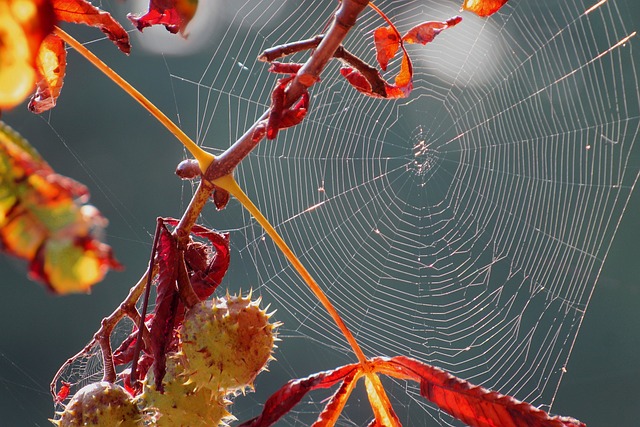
xmin=53 ymin=0 xmax=639 ymax=425
xmin=172 ymin=0 xmax=640 ymax=424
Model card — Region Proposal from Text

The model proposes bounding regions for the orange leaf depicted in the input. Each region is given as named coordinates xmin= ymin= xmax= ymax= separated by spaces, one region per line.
xmin=402 ymin=16 xmax=462 ymax=45
xmin=29 ymin=33 xmax=66 ymax=113
xmin=52 ymin=0 xmax=130 ymax=53
xmin=312 ymin=370 xmax=359 ymax=427
xmin=0 ymin=0 xmax=55 ymax=110
xmin=373 ymin=26 xmax=400 ymax=71
xmin=461 ymin=0 xmax=509 ymax=17
xmin=128 ymin=0 xmax=198 ymax=35
xmin=364 ymin=373 xmax=401 ymax=427
xmin=391 ymin=52 xmax=412 ymax=97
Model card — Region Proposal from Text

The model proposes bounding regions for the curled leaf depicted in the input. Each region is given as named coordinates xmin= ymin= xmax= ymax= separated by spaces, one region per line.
xmin=28 ymin=33 xmax=66 ymax=113
xmin=373 ymin=26 xmax=400 ymax=71
xmin=402 ymin=16 xmax=462 ymax=45
xmin=0 ymin=0 xmax=55 ymax=110
xmin=461 ymin=0 xmax=509 ymax=17
xmin=391 ymin=53 xmax=412 ymax=97
xmin=0 ymin=121 xmax=120 ymax=293
xmin=342 ymin=5 xmax=418 ymax=99
xmin=128 ymin=0 xmax=199 ymax=35
xmin=339 ymin=67 xmax=383 ymax=98
xmin=340 ymin=51 xmax=412 ymax=99
xmin=52 ymin=0 xmax=130 ymax=53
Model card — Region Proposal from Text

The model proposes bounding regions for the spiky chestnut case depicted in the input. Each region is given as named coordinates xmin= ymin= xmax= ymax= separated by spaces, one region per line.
xmin=180 ymin=293 xmax=279 ymax=392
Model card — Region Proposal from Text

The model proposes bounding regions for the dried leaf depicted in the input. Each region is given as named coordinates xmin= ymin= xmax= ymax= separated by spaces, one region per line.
xmin=461 ymin=0 xmax=509 ymax=17
xmin=128 ymin=0 xmax=198 ymax=35
xmin=402 ymin=16 xmax=462 ymax=45
xmin=0 ymin=121 xmax=120 ymax=293
xmin=52 ymin=0 xmax=130 ymax=53
xmin=0 ymin=0 xmax=55 ymax=110
xmin=373 ymin=26 xmax=400 ymax=71
xmin=147 ymin=223 xmax=180 ymax=390
xmin=28 ymin=33 xmax=66 ymax=113
xmin=185 ymin=224 xmax=230 ymax=298
xmin=375 ymin=356 xmax=586 ymax=427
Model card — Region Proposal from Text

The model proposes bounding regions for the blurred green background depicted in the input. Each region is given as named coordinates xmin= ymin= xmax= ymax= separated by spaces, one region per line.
xmin=1 ymin=1 xmax=639 ymax=426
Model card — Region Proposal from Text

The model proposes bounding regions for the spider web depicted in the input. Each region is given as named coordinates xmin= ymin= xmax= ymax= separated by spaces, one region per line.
xmin=36 ymin=0 xmax=639 ymax=425
xmin=162 ymin=0 xmax=639 ymax=425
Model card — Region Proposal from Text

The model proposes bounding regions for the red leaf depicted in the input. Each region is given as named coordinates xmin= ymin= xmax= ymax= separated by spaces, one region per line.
xmin=402 ymin=16 xmax=462 ymax=45
xmin=186 ymin=228 xmax=230 ymax=300
xmin=341 ymin=3 xmax=414 ymax=99
xmin=373 ymin=26 xmax=400 ymax=71
xmin=376 ymin=356 xmax=586 ymax=427
xmin=238 ymin=364 xmax=360 ymax=427
xmin=160 ymin=218 xmax=231 ymax=301
xmin=52 ymin=0 xmax=130 ymax=53
xmin=147 ymin=223 xmax=180 ymax=390
xmin=340 ymin=67 xmax=376 ymax=97
xmin=390 ymin=52 xmax=412 ymax=97
xmin=128 ymin=0 xmax=198 ymax=35
xmin=29 ymin=33 xmax=66 ymax=113
xmin=112 ymin=330 xmax=138 ymax=365
xmin=461 ymin=0 xmax=509 ymax=17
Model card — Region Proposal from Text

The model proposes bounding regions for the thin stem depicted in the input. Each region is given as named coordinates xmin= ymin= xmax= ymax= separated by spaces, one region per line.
xmin=54 ymin=27 xmax=214 ymax=172
xmin=98 ymin=325 xmax=116 ymax=383
xmin=205 ymin=0 xmax=372 ymax=181
xmin=56 ymin=1 xmax=397 ymax=421
xmin=258 ymin=35 xmax=325 ymax=62
xmin=130 ymin=218 xmax=163 ymax=385
xmin=173 ymin=178 xmax=215 ymax=248
xmin=213 ymin=175 xmax=368 ymax=365
xmin=259 ymin=37 xmax=387 ymax=98
xmin=51 ymin=267 xmax=152 ymax=398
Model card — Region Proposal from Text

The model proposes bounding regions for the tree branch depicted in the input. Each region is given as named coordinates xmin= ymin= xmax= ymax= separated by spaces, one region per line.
xmin=203 ymin=0 xmax=371 ymax=182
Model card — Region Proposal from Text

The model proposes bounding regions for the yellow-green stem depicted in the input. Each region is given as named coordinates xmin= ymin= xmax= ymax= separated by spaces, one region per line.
xmin=213 ymin=174 xmax=368 ymax=365
xmin=54 ymin=27 xmax=214 ymax=172
xmin=58 ymin=25 xmax=398 ymax=424
xmin=216 ymin=176 xmax=399 ymax=425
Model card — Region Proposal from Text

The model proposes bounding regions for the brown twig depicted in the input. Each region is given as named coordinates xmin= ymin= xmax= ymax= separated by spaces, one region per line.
xmin=173 ymin=176 xmax=216 ymax=248
xmin=204 ymin=0 xmax=371 ymax=182
xmin=258 ymin=35 xmax=325 ymax=62
xmin=50 ymin=267 xmax=153 ymax=398
xmin=129 ymin=218 xmax=163 ymax=385
xmin=52 ymin=0 xmax=373 ymax=402
xmin=260 ymin=38 xmax=387 ymax=98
